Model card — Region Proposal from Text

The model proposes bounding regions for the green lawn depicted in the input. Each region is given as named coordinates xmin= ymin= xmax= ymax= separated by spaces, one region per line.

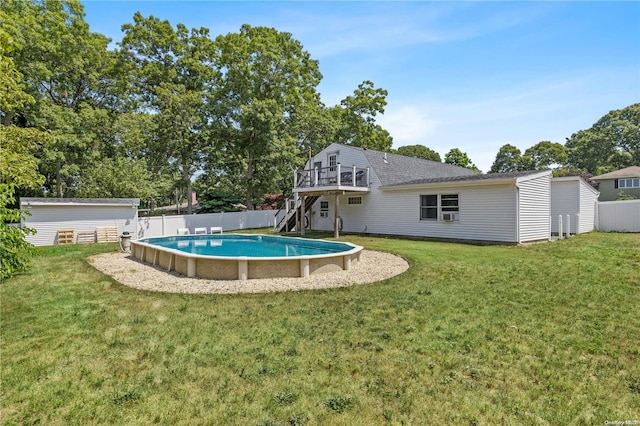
xmin=1 ymin=232 xmax=639 ymax=425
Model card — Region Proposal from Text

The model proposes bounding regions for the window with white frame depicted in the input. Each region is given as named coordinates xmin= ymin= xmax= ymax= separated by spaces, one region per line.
xmin=328 ymin=153 xmax=337 ymax=172
xmin=617 ymin=178 xmax=640 ymax=188
xmin=320 ymin=201 xmax=329 ymax=217
xmin=348 ymin=196 xmax=362 ymax=205
xmin=420 ymin=195 xmax=438 ymax=220
xmin=420 ymin=194 xmax=459 ymax=221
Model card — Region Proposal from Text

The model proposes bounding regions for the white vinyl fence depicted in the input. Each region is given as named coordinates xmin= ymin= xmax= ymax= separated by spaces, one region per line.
xmin=596 ymin=200 xmax=640 ymax=232
xmin=136 ymin=210 xmax=275 ymax=239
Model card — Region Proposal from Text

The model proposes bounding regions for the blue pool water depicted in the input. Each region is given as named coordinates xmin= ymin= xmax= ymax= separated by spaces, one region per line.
xmin=138 ymin=234 xmax=354 ymax=257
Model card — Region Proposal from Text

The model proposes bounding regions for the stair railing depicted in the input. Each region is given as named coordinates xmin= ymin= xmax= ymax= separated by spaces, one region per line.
xmin=274 ymin=194 xmax=300 ymax=232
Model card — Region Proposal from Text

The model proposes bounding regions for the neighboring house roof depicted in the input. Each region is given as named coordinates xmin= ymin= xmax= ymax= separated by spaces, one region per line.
xmin=353 ymin=146 xmax=476 ymax=186
xmin=381 ymin=169 xmax=548 ymax=189
xmin=20 ymin=197 xmax=140 ymax=207
xmin=591 ymin=166 xmax=640 ymax=180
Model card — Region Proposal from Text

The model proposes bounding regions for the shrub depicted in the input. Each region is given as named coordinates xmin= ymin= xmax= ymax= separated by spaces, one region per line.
xmin=0 ymin=184 xmax=37 ymax=281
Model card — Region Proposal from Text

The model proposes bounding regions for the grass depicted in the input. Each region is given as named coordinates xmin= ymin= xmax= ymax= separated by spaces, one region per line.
xmin=1 ymin=231 xmax=639 ymax=425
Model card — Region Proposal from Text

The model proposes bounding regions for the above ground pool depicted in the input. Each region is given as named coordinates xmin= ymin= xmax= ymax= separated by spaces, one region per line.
xmin=130 ymin=234 xmax=362 ymax=280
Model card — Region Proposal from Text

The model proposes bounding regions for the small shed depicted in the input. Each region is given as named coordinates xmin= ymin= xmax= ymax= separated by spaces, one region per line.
xmin=551 ymin=177 xmax=599 ymax=235
xmin=20 ymin=198 xmax=139 ymax=246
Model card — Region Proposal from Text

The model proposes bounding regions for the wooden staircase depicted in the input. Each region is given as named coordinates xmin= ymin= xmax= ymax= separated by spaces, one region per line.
xmin=275 ymin=195 xmax=320 ymax=233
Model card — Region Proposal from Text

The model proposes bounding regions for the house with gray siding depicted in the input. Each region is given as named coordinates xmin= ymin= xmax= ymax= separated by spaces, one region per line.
xmin=591 ymin=166 xmax=640 ymax=201
xmin=277 ymin=143 xmax=552 ymax=244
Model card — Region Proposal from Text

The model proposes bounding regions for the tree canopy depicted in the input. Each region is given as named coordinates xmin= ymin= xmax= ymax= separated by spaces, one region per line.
xmin=330 ymin=80 xmax=393 ymax=151
xmin=489 ymin=144 xmax=532 ymax=174
xmin=444 ymin=148 xmax=481 ymax=174
xmin=396 ymin=145 xmax=441 ymax=162
xmin=565 ymin=103 xmax=640 ymax=174
xmin=2 ymin=1 xmax=394 ymax=211
xmin=206 ymin=24 xmax=323 ymax=209
xmin=524 ymin=141 xmax=567 ymax=170
xmin=0 ymin=23 xmax=52 ymax=280
xmin=119 ymin=13 xmax=218 ymax=213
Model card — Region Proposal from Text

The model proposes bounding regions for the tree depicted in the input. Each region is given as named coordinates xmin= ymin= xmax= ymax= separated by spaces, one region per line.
xmin=524 ymin=141 xmax=567 ymax=169
xmin=444 ymin=148 xmax=481 ymax=173
xmin=3 ymin=0 xmax=125 ymax=197
xmin=0 ymin=25 xmax=32 ymax=125
xmin=565 ymin=103 xmax=640 ymax=174
xmin=288 ymin=101 xmax=339 ymax=163
xmin=2 ymin=0 xmax=119 ymax=115
xmin=330 ymin=80 xmax=393 ymax=151
xmin=193 ymin=183 xmax=245 ymax=213
xmin=74 ymin=157 xmax=158 ymax=199
xmin=208 ymin=24 xmax=323 ymax=209
xmin=0 ymin=29 xmax=52 ymax=279
xmin=30 ymin=103 xmax=113 ymax=197
xmin=119 ymin=13 xmax=218 ymax=213
xmin=396 ymin=145 xmax=441 ymax=162
xmin=489 ymin=144 xmax=532 ymax=173
xmin=565 ymin=129 xmax=616 ymax=175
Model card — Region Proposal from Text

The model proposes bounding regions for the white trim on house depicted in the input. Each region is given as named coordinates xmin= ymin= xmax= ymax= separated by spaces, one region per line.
xmin=380 ymin=176 xmax=523 ymax=191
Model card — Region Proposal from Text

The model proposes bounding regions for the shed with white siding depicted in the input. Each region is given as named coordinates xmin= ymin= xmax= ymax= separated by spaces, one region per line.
xmin=550 ymin=177 xmax=599 ymax=235
xmin=287 ymin=144 xmax=551 ymax=244
xmin=20 ymin=198 xmax=139 ymax=246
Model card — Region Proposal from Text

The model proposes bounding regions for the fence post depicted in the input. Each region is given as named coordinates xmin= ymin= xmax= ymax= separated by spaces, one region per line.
xmin=565 ymin=214 xmax=571 ymax=238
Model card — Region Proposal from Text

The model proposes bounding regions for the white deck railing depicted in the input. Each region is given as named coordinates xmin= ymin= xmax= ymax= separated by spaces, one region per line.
xmin=295 ymin=165 xmax=369 ymax=189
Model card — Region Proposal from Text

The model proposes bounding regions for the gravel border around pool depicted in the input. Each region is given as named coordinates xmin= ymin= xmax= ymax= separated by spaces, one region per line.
xmin=87 ymin=250 xmax=409 ymax=294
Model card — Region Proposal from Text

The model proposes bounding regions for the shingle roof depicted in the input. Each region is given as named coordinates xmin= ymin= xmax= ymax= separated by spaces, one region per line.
xmin=356 ymin=147 xmax=477 ymax=186
xmin=591 ymin=166 xmax=640 ymax=180
xmin=381 ymin=170 xmax=546 ymax=188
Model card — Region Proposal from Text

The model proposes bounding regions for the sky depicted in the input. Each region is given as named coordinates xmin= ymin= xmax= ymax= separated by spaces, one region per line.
xmin=81 ymin=1 xmax=640 ymax=172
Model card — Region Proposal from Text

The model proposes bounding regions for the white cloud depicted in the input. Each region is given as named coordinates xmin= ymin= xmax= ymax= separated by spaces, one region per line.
xmin=378 ymin=66 xmax=639 ymax=172
xmin=377 ymin=105 xmax=439 ymax=146
xmin=276 ymin=3 xmax=545 ymax=58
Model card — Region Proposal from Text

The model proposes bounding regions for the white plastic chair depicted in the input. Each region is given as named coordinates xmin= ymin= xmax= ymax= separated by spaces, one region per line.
xmin=210 ymin=226 xmax=223 ymax=234
xmin=177 ymin=228 xmax=190 ymax=235
xmin=194 ymin=227 xmax=207 ymax=235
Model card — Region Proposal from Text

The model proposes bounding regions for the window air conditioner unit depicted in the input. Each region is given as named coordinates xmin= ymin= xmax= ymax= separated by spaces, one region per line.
xmin=442 ymin=212 xmax=458 ymax=221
